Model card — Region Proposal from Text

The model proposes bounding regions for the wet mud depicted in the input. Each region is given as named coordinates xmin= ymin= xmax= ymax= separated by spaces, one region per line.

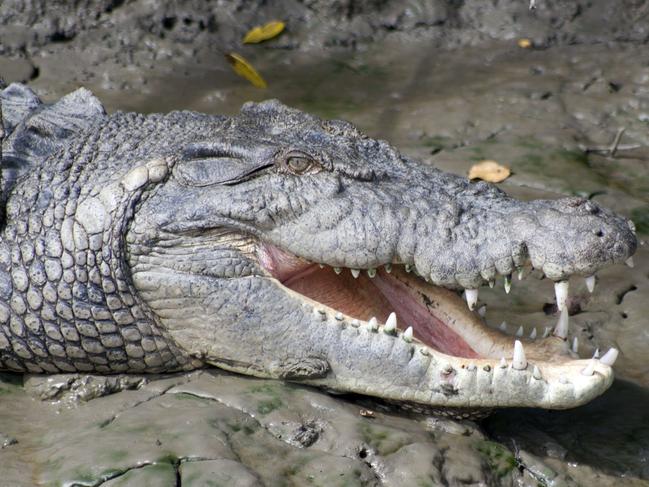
xmin=1 ymin=1 xmax=649 ymax=485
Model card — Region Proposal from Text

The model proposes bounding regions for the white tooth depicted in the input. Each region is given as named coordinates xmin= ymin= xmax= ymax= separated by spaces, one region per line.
xmin=318 ymin=264 xmax=324 ymax=269
xmin=367 ymin=268 xmax=376 ymax=278
xmin=334 ymin=267 xmax=342 ymax=274
xmin=467 ymin=364 xmax=477 ymax=371
xmin=351 ymin=319 xmax=360 ymax=327
xmin=478 ymin=305 xmax=487 ymax=317
xmin=585 ymin=275 xmax=596 ymax=293
xmin=517 ymin=268 xmax=525 ymax=280
xmin=384 ymin=263 xmax=392 ymax=273
xmin=351 ymin=269 xmax=360 ymax=278
xmin=512 ymin=340 xmax=527 ymax=370
xmin=335 ymin=312 xmax=344 ymax=321
xmin=499 ymin=321 xmax=508 ymax=332
xmin=581 ymin=358 xmax=597 ymax=376
xmin=553 ymin=307 xmax=569 ymax=340
xmin=488 ymin=279 xmax=495 ymax=288
xmin=555 ymin=281 xmax=569 ymax=311
xmin=405 ymin=264 xmax=413 ymax=273
xmin=593 ymin=348 xmax=600 ymax=359
xmin=369 ymin=317 xmax=378 ymax=331
xmin=542 ymin=326 xmax=552 ymax=338
xmin=499 ymin=357 xmax=507 ymax=368
xmin=532 ymin=365 xmax=542 ymax=380
xmin=572 ymin=336 xmax=579 ymax=353
xmin=504 ymin=274 xmax=512 ymax=294
xmin=529 ymin=328 xmax=537 ymax=340
xmin=384 ymin=312 xmax=397 ymax=334
xmin=516 ymin=326 xmax=523 ymax=337
xmin=465 ymin=289 xmax=478 ymax=310
xmin=600 ymin=348 xmax=619 ymax=366
xmin=403 ymin=326 xmax=413 ymax=342
xmin=315 ymin=308 xmax=326 ymax=321
xmin=625 ymin=257 xmax=634 ymax=268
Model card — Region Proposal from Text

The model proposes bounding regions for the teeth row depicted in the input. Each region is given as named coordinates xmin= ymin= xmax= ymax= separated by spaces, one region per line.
xmin=320 ymin=309 xmax=415 ymax=343
xmin=324 ymin=261 xmax=627 ymax=314
xmin=507 ymin=339 xmax=618 ymax=375
xmin=493 ymin=307 xmax=571 ymax=343
xmin=492 ymin=310 xmax=619 ymax=368
xmin=464 ymin=274 xmax=600 ymax=313
xmin=316 ymin=305 xmax=620 ymax=378
xmin=331 ymin=266 xmax=389 ymax=278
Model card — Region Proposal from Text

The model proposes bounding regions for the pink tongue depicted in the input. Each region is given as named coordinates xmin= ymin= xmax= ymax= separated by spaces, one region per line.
xmin=257 ymin=242 xmax=480 ymax=359
xmin=370 ymin=273 xmax=480 ymax=359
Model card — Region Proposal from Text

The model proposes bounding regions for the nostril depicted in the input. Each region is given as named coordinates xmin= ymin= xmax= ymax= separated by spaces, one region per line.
xmin=595 ymin=229 xmax=604 ymax=237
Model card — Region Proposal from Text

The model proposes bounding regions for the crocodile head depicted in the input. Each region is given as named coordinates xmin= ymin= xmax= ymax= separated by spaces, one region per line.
xmin=0 ymin=88 xmax=637 ymax=413
xmin=126 ymin=100 xmax=636 ymax=411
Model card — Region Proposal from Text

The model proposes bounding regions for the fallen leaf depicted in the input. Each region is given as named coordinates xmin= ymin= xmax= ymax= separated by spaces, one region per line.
xmin=468 ymin=160 xmax=511 ymax=183
xmin=243 ymin=21 xmax=285 ymax=44
xmin=225 ymin=53 xmax=267 ymax=89
xmin=518 ymin=38 xmax=532 ymax=48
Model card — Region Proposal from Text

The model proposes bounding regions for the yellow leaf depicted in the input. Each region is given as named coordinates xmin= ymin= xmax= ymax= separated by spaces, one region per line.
xmin=225 ymin=53 xmax=267 ymax=89
xmin=518 ymin=38 xmax=532 ymax=48
xmin=468 ymin=160 xmax=511 ymax=183
xmin=243 ymin=21 xmax=285 ymax=44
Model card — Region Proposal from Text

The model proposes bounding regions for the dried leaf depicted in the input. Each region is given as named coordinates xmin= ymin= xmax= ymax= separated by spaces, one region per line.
xmin=518 ymin=38 xmax=532 ymax=48
xmin=468 ymin=160 xmax=511 ymax=183
xmin=359 ymin=409 xmax=376 ymax=418
xmin=225 ymin=53 xmax=267 ymax=89
xmin=243 ymin=21 xmax=285 ymax=44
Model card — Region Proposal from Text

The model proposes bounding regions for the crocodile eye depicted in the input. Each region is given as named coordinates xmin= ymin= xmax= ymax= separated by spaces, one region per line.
xmin=284 ymin=152 xmax=319 ymax=175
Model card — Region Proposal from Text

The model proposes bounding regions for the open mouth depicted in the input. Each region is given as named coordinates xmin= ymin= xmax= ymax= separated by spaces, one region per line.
xmin=257 ymin=241 xmax=620 ymax=406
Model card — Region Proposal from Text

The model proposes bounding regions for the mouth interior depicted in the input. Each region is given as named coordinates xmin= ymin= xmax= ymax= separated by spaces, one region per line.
xmin=259 ymin=244 xmax=481 ymax=359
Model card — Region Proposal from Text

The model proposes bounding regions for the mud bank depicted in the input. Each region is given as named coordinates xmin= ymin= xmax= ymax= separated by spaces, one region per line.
xmin=1 ymin=2 xmax=649 ymax=485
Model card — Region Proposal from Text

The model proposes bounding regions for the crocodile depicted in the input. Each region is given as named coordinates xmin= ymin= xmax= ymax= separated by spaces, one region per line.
xmin=0 ymin=83 xmax=637 ymax=413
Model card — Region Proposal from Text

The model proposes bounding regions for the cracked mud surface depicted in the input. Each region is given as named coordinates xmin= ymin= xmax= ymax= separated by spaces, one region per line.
xmin=1 ymin=370 xmax=648 ymax=486
xmin=1 ymin=1 xmax=649 ymax=485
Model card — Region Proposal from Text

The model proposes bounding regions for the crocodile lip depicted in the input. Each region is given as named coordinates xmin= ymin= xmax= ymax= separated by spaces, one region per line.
xmin=257 ymin=242 xmax=558 ymax=362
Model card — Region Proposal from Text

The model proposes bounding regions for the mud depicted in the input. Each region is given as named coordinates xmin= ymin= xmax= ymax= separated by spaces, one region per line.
xmin=1 ymin=1 xmax=649 ymax=485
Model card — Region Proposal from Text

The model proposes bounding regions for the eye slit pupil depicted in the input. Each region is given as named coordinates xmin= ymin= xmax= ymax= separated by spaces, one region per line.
xmin=287 ymin=156 xmax=312 ymax=173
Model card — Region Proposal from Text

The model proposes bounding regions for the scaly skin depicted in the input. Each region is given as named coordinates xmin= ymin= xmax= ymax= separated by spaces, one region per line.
xmin=0 ymin=84 xmax=637 ymax=411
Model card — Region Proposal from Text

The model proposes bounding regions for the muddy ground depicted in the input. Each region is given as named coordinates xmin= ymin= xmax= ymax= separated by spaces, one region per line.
xmin=1 ymin=1 xmax=649 ymax=486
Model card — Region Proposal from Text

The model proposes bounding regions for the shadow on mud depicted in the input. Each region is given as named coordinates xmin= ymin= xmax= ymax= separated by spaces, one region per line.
xmin=483 ymin=379 xmax=649 ymax=479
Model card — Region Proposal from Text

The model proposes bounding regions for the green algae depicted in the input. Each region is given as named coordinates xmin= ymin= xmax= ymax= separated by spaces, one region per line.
xmin=474 ymin=440 xmax=517 ymax=478
xmin=257 ymin=396 xmax=283 ymax=415
xmin=360 ymin=423 xmax=411 ymax=456
xmin=630 ymin=206 xmax=649 ymax=234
